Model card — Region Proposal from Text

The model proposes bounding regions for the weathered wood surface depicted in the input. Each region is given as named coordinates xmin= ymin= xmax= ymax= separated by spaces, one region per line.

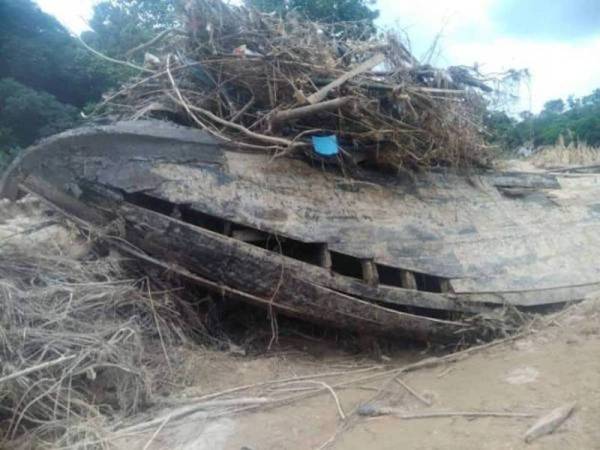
xmin=17 ymin=175 xmax=467 ymax=339
xmin=5 ymin=121 xmax=600 ymax=309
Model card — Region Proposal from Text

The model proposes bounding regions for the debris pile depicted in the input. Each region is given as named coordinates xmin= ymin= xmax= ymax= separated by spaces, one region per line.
xmin=97 ymin=0 xmax=495 ymax=170
xmin=0 ymin=213 xmax=192 ymax=446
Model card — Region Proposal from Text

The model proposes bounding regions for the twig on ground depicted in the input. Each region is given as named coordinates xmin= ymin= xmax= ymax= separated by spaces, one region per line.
xmin=395 ymin=377 xmax=432 ymax=406
xmin=142 ymin=415 xmax=172 ymax=450
xmin=357 ymin=404 xmax=535 ymax=419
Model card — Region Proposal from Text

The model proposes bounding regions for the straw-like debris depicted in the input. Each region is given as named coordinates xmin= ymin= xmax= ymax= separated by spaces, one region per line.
xmin=0 ymin=223 xmax=192 ymax=447
xmin=95 ymin=0 xmax=498 ymax=171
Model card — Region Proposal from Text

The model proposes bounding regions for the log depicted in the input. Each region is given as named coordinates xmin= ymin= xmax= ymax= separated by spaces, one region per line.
xmin=306 ymin=53 xmax=385 ymax=105
xmin=270 ymin=97 xmax=355 ymax=129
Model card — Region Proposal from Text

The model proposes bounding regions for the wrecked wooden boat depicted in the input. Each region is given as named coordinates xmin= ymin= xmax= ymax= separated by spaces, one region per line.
xmin=3 ymin=121 xmax=600 ymax=340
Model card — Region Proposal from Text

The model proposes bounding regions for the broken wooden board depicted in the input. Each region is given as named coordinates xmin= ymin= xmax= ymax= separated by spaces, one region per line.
xmin=16 ymin=174 xmax=466 ymax=340
xmin=4 ymin=120 xmax=600 ymax=322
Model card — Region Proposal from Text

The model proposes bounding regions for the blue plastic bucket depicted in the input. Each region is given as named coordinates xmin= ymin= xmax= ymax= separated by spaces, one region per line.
xmin=311 ymin=135 xmax=339 ymax=156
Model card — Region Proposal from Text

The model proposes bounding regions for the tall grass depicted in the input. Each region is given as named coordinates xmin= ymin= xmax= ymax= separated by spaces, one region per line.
xmin=530 ymin=136 xmax=600 ymax=168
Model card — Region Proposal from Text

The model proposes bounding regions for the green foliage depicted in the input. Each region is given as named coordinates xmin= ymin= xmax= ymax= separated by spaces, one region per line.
xmin=484 ymin=111 xmax=520 ymax=150
xmin=487 ymin=88 xmax=600 ymax=151
xmin=83 ymin=0 xmax=178 ymax=58
xmin=0 ymin=143 xmax=19 ymax=172
xmin=0 ymin=0 xmax=116 ymax=107
xmin=541 ymin=98 xmax=565 ymax=116
xmin=0 ymin=78 xmax=80 ymax=148
xmin=245 ymin=0 xmax=379 ymax=38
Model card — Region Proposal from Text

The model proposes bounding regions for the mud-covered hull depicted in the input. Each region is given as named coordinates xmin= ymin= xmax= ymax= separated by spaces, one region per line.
xmin=3 ymin=121 xmax=600 ymax=339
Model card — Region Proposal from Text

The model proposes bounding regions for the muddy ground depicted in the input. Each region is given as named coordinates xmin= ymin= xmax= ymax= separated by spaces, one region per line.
xmin=2 ymin=198 xmax=599 ymax=450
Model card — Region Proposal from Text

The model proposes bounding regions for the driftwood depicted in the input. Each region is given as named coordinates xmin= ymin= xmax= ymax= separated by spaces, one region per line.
xmin=270 ymin=96 xmax=355 ymax=129
xmin=357 ymin=404 xmax=534 ymax=419
xmin=305 ymin=53 xmax=385 ymax=105
xmin=524 ymin=402 xmax=577 ymax=443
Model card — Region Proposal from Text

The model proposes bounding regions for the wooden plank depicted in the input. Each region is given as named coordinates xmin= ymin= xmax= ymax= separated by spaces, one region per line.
xmin=113 ymin=202 xmax=464 ymax=338
xmin=319 ymin=244 xmax=332 ymax=270
xmin=440 ymin=280 xmax=453 ymax=294
xmin=456 ymin=282 xmax=600 ymax=307
xmin=8 ymin=121 xmax=600 ymax=306
xmin=18 ymin=177 xmax=466 ymax=339
xmin=400 ymin=270 xmax=418 ymax=290
xmin=361 ymin=259 xmax=379 ymax=286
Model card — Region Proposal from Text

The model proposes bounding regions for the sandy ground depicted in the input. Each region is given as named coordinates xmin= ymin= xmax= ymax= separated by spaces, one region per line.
xmin=113 ymin=297 xmax=600 ymax=450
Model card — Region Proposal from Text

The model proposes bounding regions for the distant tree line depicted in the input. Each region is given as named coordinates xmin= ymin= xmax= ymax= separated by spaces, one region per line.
xmin=0 ymin=0 xmax=179 ymax=167
xmin=486 ymin=89 xmax=600 ymax=152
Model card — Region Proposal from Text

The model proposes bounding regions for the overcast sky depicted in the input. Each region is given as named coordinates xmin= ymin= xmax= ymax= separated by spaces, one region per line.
xmin=35 ymin=0 xmax=600 ymax=113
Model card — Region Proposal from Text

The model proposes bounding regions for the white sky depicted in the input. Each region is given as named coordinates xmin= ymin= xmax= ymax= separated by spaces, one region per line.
xmin=35 ymin=0 xmax=600 ymax=113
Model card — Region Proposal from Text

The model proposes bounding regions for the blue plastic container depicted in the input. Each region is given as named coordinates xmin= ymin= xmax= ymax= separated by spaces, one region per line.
xmin=311 ymin=135 xmax=339 ymax=156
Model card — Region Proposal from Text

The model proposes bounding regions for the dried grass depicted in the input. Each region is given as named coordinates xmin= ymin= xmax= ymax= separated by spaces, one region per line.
xmin=530 ymin=139 xmax=600 ymax=168
xmin=0 ymin=231 xmax=191 ymax=448
xmin=93 ymin=0 xmax=504 ymax=171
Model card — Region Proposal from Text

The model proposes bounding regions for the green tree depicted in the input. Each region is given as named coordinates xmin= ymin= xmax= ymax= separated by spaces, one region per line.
xmin=0 ymin=0 xmax=115 ymax=107
xmin=486 ymin=88 xmax=600 ymax=151
xmin=244 ymin=0 xmax=379 ymax=38
xmin=484 ymin=111 xmax=522 ymax=150
xmin=0 ymin=78 xmax=80 ymax=147
xmin=541 ymin=98 xmax=565 ymax=116
xmin=83 ymin=0 xmax=178 ymax=59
